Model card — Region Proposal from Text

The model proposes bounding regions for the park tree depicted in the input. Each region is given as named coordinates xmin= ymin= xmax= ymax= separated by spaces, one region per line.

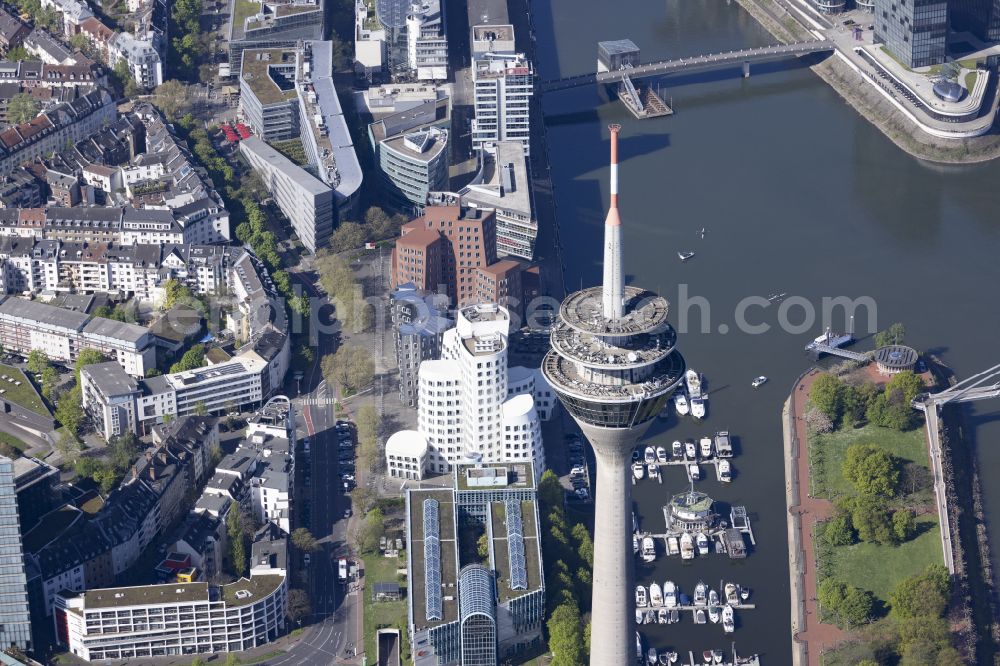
xmin=40 ymin=365 xmax=59 ymax=400
xmin=547 ymin=601 xmax=585 ymax=666
xmin=803 ymin=406 xmax=833 ymax=434
xmin=892 ymin=509 xmax=916 ymax=542
xmin=538 ymin=470 xmax=563 ymax=510
xmin=572 ymin=523 xmax=594 ymax=568
xmin=329 ymin=221 xmax=365 ymax=252
xmin=818 ymin=578 xmax=873 ymax=629
xmin=364 ymin=206 xmax=405 ymax=240
xmin=322 ymin=345 xmax=373 ymax=393
xmin=842 ymin=494 xmax=895 ymax=545
xmin=291 ymin=527 xmax=320 ymax=552
xmin=874 ymin=322 xmax=906 ymax=348
xmin=356 ymin=506 xmax=384 ymax=553
xmin=843 ymin=443 xmax=899 ymax=496
xmin=890 ymin=564 xmax=950 ymax=619
xmin=810 ymin=374 xmax=844 ymax=423
xmin=170 ymin=344 xmax=206 ymax=374
xmin=55 ymin=385 xmax=85 ymax=436
xmin=7 ymin=93 xmax=38 ymax=124
xmin=108 ymin=431 xmax=140 ymax=473
xmin=153 ymin=80 xmax=191 ymax=122
xmin=26 ymin=349 xmax=49 ymax=376
xmin=287 ymin=588 xmax=311 ymax=623
xmin=900 ymin=462 xmax=932 ymax=496
xmin=823 ymin=512 xmax=856 ymax=546
xmin=350 ymin=485 xmax=376 ymax=514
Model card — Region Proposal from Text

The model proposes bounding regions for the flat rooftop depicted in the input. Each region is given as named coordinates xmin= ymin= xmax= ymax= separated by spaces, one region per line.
xmin=0 ymin=295 xmax=88 ymax=330
xmin=489 ymin=500 xmax=542 ymax=603
xmin=456 ymin=463 xmax=534 ymax=491
xmin=408 ymin=489 xmax=458 ymax=631
xmin=241 ymin=48 xmax=299 ymax=106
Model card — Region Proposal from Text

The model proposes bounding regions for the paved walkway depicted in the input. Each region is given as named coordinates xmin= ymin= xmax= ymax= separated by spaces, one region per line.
xmin=787 ymin=369 xmax=847 ymax=665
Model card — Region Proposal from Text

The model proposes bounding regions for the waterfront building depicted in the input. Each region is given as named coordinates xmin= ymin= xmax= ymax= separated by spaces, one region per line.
xmin=405 ymin=463 xmax=544 ymax=665
xmin=386 ymin=303 xmax=547 ymax=479
xmin=239 ymin=135 xmax=334 ymax=254
xmin=368 ymin=97 xmax=451 ymax=211
xmin=952 ymin=0 xmax=1000 ymax=40
xmin=0 ymin=455 xmax=33 ymax=653
xmin=390 ymin=284 xmax=453 ymax=407
xmin=471 ymin=52 xmax=533 ymax=156
xmin=664 ymin=489 xmax=719 ymax=533
xmin=239 ymin=48 xmax=301 ymax=141
xmin=540 ymin=126 xmax=686 ymax=666
xmin=874 ymin=0 xmax=947 ymax=68
xmin=873 ymin=344 xmax=919 ymax=375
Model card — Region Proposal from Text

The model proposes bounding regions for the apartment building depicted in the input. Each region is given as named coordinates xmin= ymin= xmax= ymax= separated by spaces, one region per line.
xmin=239 ymin=136 xmax=333 ymax=254
xmin=471 ymin=52 xmax=532 ymax=156
xmin=406 ymin=0 xmax=448 ymax=80
xmin=80 ymin=361 xmax=141 ymax=440
xmin=109 ymin=31 xmax=163 ymax=89
xmin=0 ymin=296 xmax=155 ymax=375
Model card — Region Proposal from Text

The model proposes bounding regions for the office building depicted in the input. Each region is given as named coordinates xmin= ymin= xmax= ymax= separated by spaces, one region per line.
xmin=471 ymin=53 xmax=533 ymax=156
xmin=240 ymin=135 xmax=334 ymax=254
xmin=54 ymin=569 xmax=287 ymax=660
xmin=952 ymin=0 xmax=1000 ymax=40
xmin=0 ymin=455 xmax=32 ymax=653
xmin=406 ymin=0 xmax=448 ymax=80
xmin=239 ymin=48 xmax=300 ymax=141
xmin=391 ymin=284 xmax=453 ymax=407
xmin=875 ymin=0 xmax=947 ymax=68
xmin=368 ymin=97 xmax=450 ymax=211
xmin=12 ymin=456 xmax=58 ymax=533
xmin=430 ymin=141 xmax=536 ymax=260
xmin=354 ymin=0 xmax=387 ymax=77
xmin=226 ymin=0 xmax=322 ymax=74
xmin=386 ymin=303 xmax=546 ymax=478
xmin=406 ymin=463 xmax=544 ymax=666
xmin=541 ymin=126 xmax=686 ymax=666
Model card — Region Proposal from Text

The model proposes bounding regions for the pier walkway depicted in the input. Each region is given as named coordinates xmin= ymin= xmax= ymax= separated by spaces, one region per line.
xmin=806 ymin=343 xmax=870 ymax=362
xmin=538 ymin=40 xmax=834 ymax=93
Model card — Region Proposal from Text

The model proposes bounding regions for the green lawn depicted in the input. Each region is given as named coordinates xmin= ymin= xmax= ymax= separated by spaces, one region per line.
xmin=0 ymin=430 xmax=28 ymax=455
xmin=232 ymin=0 xmax=260 ymax=28
xmin=0 ymin=364 xmax=49 ymax=417
xmin=965 ymin=71 xmax=978 ymax=92
xmin=361 ymin=552 xmax=410 ymax=664
xmin=810 ymin=424 xmax=928 ymax=500
xmin=827 ymin=515 xmax=942 ymax=603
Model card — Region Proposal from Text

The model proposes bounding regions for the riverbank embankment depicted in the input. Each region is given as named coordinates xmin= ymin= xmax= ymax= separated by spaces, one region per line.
xmin=734 ymin=0 xmax=1000 ymax=164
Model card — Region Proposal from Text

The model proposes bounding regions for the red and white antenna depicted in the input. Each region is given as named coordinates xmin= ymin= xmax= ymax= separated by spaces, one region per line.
xmin=602 ymin=124 xmax=624 ymax=320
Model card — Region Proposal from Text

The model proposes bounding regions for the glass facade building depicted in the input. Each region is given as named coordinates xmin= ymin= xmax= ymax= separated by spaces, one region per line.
xmin=952 ymin=0 xmax=1000 ymax=40
xmin=875 ymin=0 xmax=948 ymax=68
xmin=0 ymin=456 xmax=32 ymax=652
xmin=459 ymin=565 xmax=496 ymax=666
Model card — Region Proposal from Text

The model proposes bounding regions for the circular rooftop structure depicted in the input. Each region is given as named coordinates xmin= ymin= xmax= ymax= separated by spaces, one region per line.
xmin=874 ymin=344 xmax=919 ymax=375
xmin=933 ymin=80 xmax=965 ymax=103
xmin=559 ymin=286 xmax=671 ymax=337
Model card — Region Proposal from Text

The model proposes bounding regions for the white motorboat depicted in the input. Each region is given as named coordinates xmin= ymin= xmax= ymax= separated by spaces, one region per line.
xmin=636 ymin=609 xmax=644 ymax=625
xmin=669 ymin=609 xmax=679 ymax=624
xmin=664 ymin=581 xmax=677 ymax=607
xmin=633 ymin=534 xmax=640 ymax=555
xmin=708 ymin=606 xmax=720 ymax=624
xmin=648 ymin=463 xmax=659 ymax=479
xmin=662 ymin=652 xmax=678 ymax=664
xmin=644 ymin=446 xmax=656 ymax=464
xmin=636 ymin=585 xmax=648 ymax=607
xmin=741 ymin=587 xmax=750 ymax=601
xmin=657 ymin=608 xmax=669 ymax=624
xmin=672 ymin=440 xmax=683 ymax=457
xmin=667 ymin=536 xmax=680 ymax=556
xmin=685 ymin=369 xmax=702 ymax=398
xmin=678 ymin=251 xmax=695 ymax=261
xmin=694 ymin=582 xmax=707 ymax=606
xmin=694 ymin=608 xmax=706 ymax=624
xmin=697 ymin=532 xmax=709 ymax=556
xmin=713 ymin=650 xmax=724 ymax=664
xmin=699 ymin=437 xmax=713 ymax=458
xmin=685 ymin=440 xmax=697 ymax=459
xmin=725 ymin=583 xmax=739 ymax=605
xmin=645 ymin=610 xmax=656 ymax=625
xmin=691 ymin=397 xmax=706 ymax=419
xmin=642 ymin=536 xmax=656 ymax=563
xmin=689 ymin=464 xmax=701 ymax=481
xmin=709 ymin=589 xmax=720 ymax=607
xmin=632 ymin=462 xmax=645 ymax=480
xmin=649 ymin=583 xmax=663 ymax=607
xmin=674 ymin=392 xmax=690 ymax=416
xmin=656 ymin=446 xmax=668 ymax=463
xmin=680 ymin=533 xmax=695 ymax=560
xmin=648 ymin=648 xmax=658 ymax=664
xmin=718 ymin=459 xmax=732 ymax=483
xmin=722 ymin=605 xmax=735 ymax=633
xmin=752 ymin=375 xmax=768 ymax=388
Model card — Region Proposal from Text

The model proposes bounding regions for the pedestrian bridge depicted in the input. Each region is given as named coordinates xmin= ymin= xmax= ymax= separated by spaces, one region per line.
xmin=537 ymin=40 xmax=835 ymax=94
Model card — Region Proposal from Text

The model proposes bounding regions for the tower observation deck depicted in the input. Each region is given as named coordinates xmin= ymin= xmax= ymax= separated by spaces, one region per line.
xmin=541 ymin=125 xmax=685 ymax=666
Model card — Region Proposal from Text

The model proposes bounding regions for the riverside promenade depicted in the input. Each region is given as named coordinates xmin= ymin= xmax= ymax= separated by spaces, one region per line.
xmin=783 ymin=368 xmax=847 ymax=666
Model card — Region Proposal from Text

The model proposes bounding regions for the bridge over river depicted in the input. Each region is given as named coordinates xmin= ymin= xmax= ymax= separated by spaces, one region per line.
xmin=537 ymin=40 xmax=834 ymax=94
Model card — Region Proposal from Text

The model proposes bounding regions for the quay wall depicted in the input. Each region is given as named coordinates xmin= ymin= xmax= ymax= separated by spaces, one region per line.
xmin=783 ymin=390 xmax=807 ymax=666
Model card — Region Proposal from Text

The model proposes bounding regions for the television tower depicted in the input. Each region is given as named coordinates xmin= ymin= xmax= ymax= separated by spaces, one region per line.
xmin=541 ymin=124 xmax=686 ymax=665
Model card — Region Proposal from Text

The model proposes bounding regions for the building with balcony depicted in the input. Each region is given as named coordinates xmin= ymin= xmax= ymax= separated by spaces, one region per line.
xmin=239 ymin=48 xmax=300 ymax=141
xmin=471 ymin=53 xmax=532 ymax=156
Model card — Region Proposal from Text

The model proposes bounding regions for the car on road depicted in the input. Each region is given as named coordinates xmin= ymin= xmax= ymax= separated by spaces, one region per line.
xmin=570 ymin=465 xmax=585 ymax=475
xmin=344 ymin=508 xmax=352 ymax=519
xmin=340 ymin=473 xmax=355 ymax=482
xmin=304 ymin=554 xmax=311 ymax=566
xmin=343 ymin=481 xmax=353 ymax=491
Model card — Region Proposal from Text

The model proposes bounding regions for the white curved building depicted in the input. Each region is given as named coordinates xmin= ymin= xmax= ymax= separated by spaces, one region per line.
xmin=386 ymin=430 xmax=429 ymax=481
xmin=501 ymin=394 xmax=542 ymax=472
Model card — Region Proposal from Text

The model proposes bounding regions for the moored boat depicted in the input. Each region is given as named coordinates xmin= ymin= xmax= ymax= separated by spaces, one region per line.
xmin=644 ymin=446 xmax=656 ymax=464
xmin=689 ymin=464 xmax=701 ymax=481
xmin=685 ymin=369 xmax=702 ymax=398
xmin=691 ymin=397 xmax=706 ymax=419
xmin=645 ymin=609 xmax=656 ymax=624
xmin=699 ymin=437 xmax=713 ymax=458
xmin=672 ymin=440 xmax=683 ymax=457
xmin=725 ymin=583 xmax=739 ymax=605
xmin=633 ymin=534 xmax=640 ymax=555
xmin=674 ymin=391 xmax=690 ymax=416
xmin=656 ymin=446 xmax=668 ymax=463
xmin=702 ymin=650 xmax=713 ymax=664
xmin=669 ymin=609 xmax=679 ymax=624
xmin=657 ymin=608 xmax=668 ymax=624
xmin=649 ymin=582 xmax=663 ymax=607
xmin=648 ymin=647 xmax=658 ymax=664
xmin=694 ymin=581 xmax=707 ymax=606
xmin=680 ymin=533 xmax=695 ymax=560
xmin=709 ymin=589 xmax=719 ymax=607
xmin=685 ymin=440 xmax=697 ymax=459
xmin=667 ymin=536 xmax=679 ymax=556
xmin=694 ymin=608 xmax=706 ymax=624
xmin=635 ymin=585 xmax=647 ymax=607
xmin=722 ymin=605 xmax=734 ymax=633
xmin=648 ymin=463 xmax=659 ymax=479
xmin=713 ymin=650 xmax=724 ymax=664
xmin=632 ymin=448 xmax=641 ymax=462
xmin=740 ymin=587 xmax=750 ymax=601
xmin=719 ymin=459 xmax=732 ymax=483
xmin=664 ymin=580 xmax=677 ymax=607
xmin=632 ymin=462 xmax=645 ymax=480
xmin=697 ymin=532 xmax=709 ymax=555
xmin=642 ymin=536 xmax=656 ymax=563
xmin=708 ymin=605 xmax=720 ymax=623
xmin=635 ymin=609 xmax=644 ymax=625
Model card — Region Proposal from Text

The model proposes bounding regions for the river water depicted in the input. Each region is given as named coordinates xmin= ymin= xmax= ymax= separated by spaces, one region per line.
xmin=531 ymin=0 xmax=1000 ymax=662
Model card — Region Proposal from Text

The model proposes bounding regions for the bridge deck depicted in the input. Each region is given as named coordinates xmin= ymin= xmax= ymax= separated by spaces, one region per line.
xmin=539 ymin=40 xmax=833 ymax=93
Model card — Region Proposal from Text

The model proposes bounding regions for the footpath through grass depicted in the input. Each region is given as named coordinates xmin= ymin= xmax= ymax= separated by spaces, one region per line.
xmin=361 ymin=551 xmax=409 ymax=663
xmin=0 ymin=363 xmax=48 ymax=417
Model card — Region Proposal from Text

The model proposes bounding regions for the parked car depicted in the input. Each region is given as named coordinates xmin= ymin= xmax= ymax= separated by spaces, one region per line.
xmin=344 ymin=508 xmax=352 ymax=519
xmin=340 ymin=473 xmax=355 ymax=482
xmin=304 ymin=554 xmax=311 ymax=566
xmin=570 ymin=465 xmax=585 ymax=475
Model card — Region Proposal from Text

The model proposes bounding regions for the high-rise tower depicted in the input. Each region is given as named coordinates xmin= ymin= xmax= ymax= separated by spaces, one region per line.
xmin=541 ymin=124 xmax=685 ymax=666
